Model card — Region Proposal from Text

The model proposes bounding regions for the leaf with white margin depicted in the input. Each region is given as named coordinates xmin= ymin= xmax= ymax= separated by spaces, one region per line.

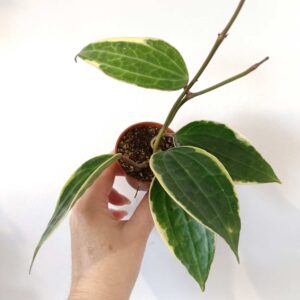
xmin=30 ymin=153 xmax=121 ymax=273
xmin=150 ymin=146 xmax=240 ymax=260
xmin=76 ymin=38 xmax=189 ymax=90
xmin=175 ymin=121 xmax=280 ymax=183
xmin=150 ymin=178 xmax=215 ymax=290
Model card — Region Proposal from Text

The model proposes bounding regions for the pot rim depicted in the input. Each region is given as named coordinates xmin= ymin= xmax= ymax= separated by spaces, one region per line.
xmin=114 ymin=121 xmax=174 ymax=184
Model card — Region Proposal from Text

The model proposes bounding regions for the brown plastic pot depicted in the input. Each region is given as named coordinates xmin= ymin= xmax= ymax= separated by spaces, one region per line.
xmin=114 ymin=121 xmax=174 ymax=191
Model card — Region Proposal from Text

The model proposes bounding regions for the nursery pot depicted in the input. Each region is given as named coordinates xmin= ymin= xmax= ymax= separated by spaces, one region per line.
xmin=115 ymin=121 xmax=174 ymax=191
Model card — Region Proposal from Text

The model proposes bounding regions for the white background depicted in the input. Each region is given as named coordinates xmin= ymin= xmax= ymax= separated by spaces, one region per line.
xmin=1 ymin=0 xmax=300 ymax=299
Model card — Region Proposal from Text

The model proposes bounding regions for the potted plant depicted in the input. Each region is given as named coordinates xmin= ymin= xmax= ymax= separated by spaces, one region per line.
xmin=30 ymin=0 xmax=280 ymax=290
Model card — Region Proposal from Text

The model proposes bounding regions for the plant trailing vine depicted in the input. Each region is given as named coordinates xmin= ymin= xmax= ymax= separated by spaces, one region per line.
xmin=30 ymin=0 xmax=280 ymax=291
xmin=152 ymin=0 xmax=247 ymax=152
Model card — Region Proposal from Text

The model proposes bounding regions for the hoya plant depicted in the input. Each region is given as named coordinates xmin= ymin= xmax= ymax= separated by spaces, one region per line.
xmin=30 ymin=0 xmax=280 ymax=290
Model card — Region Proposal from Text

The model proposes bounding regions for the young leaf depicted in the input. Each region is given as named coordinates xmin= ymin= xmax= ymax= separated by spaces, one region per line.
xmin=30 ymin=153 xmax=121 ymax=273
xmin=175 ymin=121 xmax=280 ymax=183
xmin=150 ymin=146 xmax=240 ymax=259
xmin=76 ymin=38 xmax=189 ymax=91
xmin=150 ymin=179 xmax=215 ymax=291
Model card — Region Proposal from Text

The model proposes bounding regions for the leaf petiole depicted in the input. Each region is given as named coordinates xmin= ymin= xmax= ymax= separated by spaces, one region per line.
xmin=152 ymin=0 xmax=246 ymax=152
xmin=181 ymin=56 xmax=269 ymax=105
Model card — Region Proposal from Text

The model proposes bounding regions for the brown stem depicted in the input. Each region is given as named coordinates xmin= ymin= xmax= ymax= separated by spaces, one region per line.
xmin=121 ymin=155 xmax=149 ymax=169
xmin=184 ymin=0 xmax=246 ymax=93
xmin=152 ymin=0 xmax=246 ymax=152
xmin=182 ymin=56 xmax=269 ymax=104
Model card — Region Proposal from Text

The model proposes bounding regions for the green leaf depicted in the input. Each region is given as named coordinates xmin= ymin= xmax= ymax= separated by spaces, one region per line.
xmin=175 ymin=121 xmax=280 ymax=184
xmin=150 ymin=146 xmax=240 ymax=259
xmin=150 ymin=179 xmax=215 ymax=291
xmin=30 ymin=153 xmax=121 ymax=273
xmin=77 ymin=38 xmax=189 ymax=91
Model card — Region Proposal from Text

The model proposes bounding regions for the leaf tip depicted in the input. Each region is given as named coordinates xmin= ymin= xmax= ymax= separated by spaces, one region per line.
xmin=29 ymin=264 xmax=33 ymax=275
xmin=199 ymin=281 xmax=206 ymax=292
xmin=266 ymin=172 xmax=281 ymax=184
xmin=235 ymin=251 xmax=240 ymax=264
xmin=274 ymin=176 xmax=282 ymax=184
xmin=228 ymin=230 xmax=240 ymax=263
xmin=228 ymin=243 xmax=240 ymax=263
xmin=29 ymin=257 xmax=35 ymax=275
xmin=230 ymin=240 xmax=240 ymax=263
xmin=29 ymin=245 xmax=40 ymax=275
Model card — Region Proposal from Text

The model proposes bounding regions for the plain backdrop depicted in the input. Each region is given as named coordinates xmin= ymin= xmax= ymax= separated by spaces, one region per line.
xmin=1 ymin=0 xmax=300 ymax=299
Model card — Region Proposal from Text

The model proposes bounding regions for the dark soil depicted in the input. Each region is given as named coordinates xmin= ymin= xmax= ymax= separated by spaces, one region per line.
xmin=117 ymin=125 xmax=174 ymax=181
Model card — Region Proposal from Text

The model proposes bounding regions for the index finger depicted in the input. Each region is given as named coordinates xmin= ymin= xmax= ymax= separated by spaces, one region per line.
xmin=74 ymin=162 xmax=122 ymax=212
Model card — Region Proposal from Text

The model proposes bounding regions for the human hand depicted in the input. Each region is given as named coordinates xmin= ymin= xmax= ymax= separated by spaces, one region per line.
xmin=68 ymin=162 xmax=154 ymax=300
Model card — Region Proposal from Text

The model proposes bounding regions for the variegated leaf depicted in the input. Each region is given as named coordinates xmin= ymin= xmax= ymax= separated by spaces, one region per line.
xmin=30 ymin=153 xmax=121 ymax=272
xmin=77 ymin=38 xmax=189 ymax=90
xmin=150 ymin=179 xmax=215 ymax=290
xmin=150 ymin=146 xmax=240 ymax=259
xmin=175 ymin=121 xmax=280 ymax=183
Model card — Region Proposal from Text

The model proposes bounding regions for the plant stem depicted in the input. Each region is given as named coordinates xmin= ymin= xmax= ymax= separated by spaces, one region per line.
xmin=121 ymin=155 xmax=149 ymax=169
xmin=152 ymin=0 xmax=246 ymax=152
xmin=182 ymin=56 xmax=269 ymax=104
xmin=185 ymin=0 xmax=246 ymax=92
xmin=151 ymin=95 xmax=182 ymax=152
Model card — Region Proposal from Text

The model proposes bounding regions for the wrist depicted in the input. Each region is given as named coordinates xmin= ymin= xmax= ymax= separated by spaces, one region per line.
xmin=69 ymin=274 xmax=132 ymax=300
xmin=69 ymin=246 xmax=145 ymax=300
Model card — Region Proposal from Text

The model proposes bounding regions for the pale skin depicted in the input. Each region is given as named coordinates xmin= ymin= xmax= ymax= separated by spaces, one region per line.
xmin=68 ymin=162 xmax=154 ymax=300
